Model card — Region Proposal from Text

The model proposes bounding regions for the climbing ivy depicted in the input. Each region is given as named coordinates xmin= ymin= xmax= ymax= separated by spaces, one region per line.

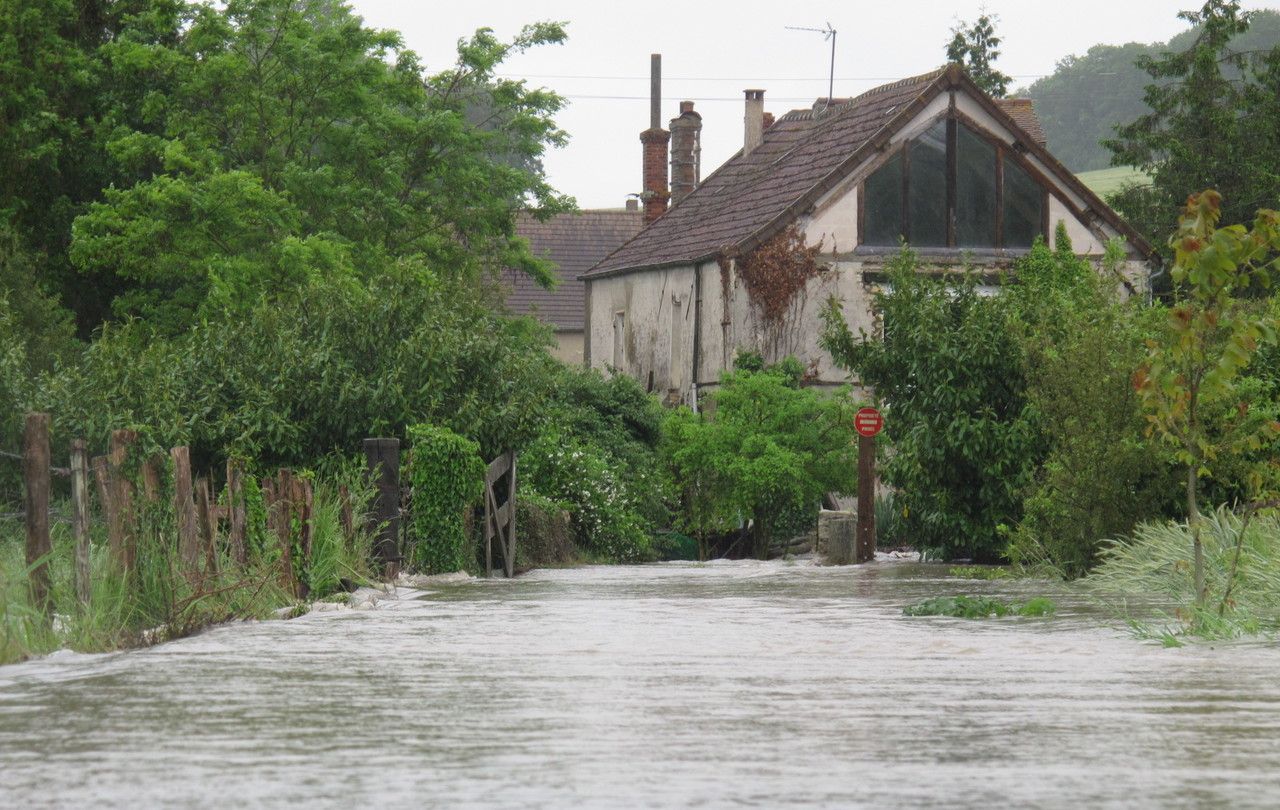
xmin=406 ymin=425 xmax=485 ymax=574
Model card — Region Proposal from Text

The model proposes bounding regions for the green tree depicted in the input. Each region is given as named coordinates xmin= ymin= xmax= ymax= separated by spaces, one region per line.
xmin=946 ymin=14 xmax=1012 ymax=97
xmin=821 ymin=248 xmax=1038 ymax=562
xmin=1106 ymin=1 xmax=1280 ymax=251
xmin=1133 ymin=190 xmax=1280 ymax=604
xmin=661 ymin=360 xmax=856 ymax=560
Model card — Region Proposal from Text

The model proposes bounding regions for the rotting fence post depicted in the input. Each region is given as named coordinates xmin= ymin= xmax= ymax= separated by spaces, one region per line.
xmin=23 ymin=413 xmax=52 ymax=614
xmin=226 ymin=458 xmax=247 ymax=565
xmin=71 ymin=439 xmax=92 ymax=606
xmin=171 ymin=446 xmax=200 ymax=575
xmin=363 ymin=438 xmax=401 ymax=579
xmin=107 ymin=429 xmax=138 ymax=569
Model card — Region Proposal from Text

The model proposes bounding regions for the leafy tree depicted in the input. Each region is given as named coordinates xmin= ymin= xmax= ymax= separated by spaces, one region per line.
xmin=1133 ymin=190 xmax=1280 ymax=604
xmin=1021 ymin=10 xmax=1280 ymax=173
xmin=946 ymin=14 xmax=1012 ymax=97
xmin=661 ymin=359 xmax=856 ymax=560
xmin=1106 ymin=1 xmax=1280 ymax=251
xmin=1005 ymin=230 xmax=1176 ymax=577
xmin=821 ymin=248 xmax=1038 ymax=562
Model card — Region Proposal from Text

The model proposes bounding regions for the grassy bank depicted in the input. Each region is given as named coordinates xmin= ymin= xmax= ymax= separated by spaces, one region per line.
xmin=1 ymin=477 xmax=375 ymax=666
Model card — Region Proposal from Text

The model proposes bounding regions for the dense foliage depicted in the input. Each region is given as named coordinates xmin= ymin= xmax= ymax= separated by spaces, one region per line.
xmin=1021 ymin=7 xmax=1280 ymax=173
xmin=821 ymin=249 xmax=1037 ymax=562
xmin=406 ymin=424 xmax=485 ymax=574
xmin=661 ymin=358 xmax=857 ymax=560
xmin=1106 ymin=2 xmax=1280 ymax=254
xmin=946 ymin=14 xmax=1012 ymax=98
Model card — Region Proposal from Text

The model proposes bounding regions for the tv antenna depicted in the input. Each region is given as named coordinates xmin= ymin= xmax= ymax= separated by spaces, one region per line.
xmin=786 ymin=23 xmax=837 ymax=111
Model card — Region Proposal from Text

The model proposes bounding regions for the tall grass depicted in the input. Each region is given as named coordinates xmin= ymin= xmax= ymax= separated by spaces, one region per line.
xmin=1088 ymin=507 xmax=1280 ymax=639
xmin=0 ymin=469 xmax=377 ymax=666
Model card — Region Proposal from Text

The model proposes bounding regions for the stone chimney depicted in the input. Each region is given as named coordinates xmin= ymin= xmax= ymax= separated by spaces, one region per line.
xmin=640 ymin=54 xmax=670 ymax=225
xmin=743 ymin=89 xmax=765 ymax=155
xmin=669 ymin=100 xmax=701 ymax=206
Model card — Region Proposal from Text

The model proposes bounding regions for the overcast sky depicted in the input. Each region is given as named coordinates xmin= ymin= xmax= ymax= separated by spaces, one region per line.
xmin=348 ymin=1 xmax=1276 ymax=209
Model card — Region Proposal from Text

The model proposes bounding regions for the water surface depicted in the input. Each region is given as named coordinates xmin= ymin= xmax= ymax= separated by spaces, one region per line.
xmin=2 ymin=560 xmax=1278 ymax=808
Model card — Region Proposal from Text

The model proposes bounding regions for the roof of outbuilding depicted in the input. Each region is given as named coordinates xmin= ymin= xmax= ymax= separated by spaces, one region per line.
xmin=584 ymin=65 xmax=1146 ymax=279
xmin=505 ymin=209 xmax=643 ymax=329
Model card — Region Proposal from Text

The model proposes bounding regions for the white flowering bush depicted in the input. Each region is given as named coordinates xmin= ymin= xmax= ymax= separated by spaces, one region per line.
xmin=521 ymin=428 xmax=651 ymax=562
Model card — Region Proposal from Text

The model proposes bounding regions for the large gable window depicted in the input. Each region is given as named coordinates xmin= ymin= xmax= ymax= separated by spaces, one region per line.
xmin=862 ymin=117 xmax=1045 ymax=249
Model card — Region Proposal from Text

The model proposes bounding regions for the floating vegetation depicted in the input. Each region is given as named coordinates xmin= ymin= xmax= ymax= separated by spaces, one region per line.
xmin=903 ymin=595 xmax=1056 ymax=618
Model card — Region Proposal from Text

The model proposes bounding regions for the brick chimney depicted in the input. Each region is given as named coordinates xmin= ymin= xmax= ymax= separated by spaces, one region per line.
xmin=669 ymin=100 xmax=701 ymax=206
xmin=743 ymin=89 xmax=765 ymax=155
xmin=640 ymin=54 xmax=670 ymax=224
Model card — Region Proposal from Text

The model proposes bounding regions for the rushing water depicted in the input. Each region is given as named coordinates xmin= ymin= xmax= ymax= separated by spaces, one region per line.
xmin=1 ymin=560 xmax=1279 ymax=808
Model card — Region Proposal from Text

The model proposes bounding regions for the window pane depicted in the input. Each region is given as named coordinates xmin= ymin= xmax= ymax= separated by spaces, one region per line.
xmin=863 ymin=151 xmax=903 ymax=246
xmin=907 ymin=120 xmax=948 ymax=247
xmin=956 ymin=124 xmax=997 ymax=248
xmin=1004 ymin=158 xmax=1043 ymax=247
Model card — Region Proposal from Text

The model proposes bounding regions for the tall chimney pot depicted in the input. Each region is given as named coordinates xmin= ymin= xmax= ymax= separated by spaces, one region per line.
xmin=640 ymin=54 xmax=670 ymax=224
xmin=743 ymin=89 xmax=765 ymax=155
xmin=669 ymin=100 xmax=702 ymax=206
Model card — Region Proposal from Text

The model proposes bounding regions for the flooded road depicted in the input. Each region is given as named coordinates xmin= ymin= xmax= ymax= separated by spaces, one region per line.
xmin=1 ymin=560 xmax=1279 ymax=808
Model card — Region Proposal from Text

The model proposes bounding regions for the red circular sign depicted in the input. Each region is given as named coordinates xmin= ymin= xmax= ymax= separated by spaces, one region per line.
xmin=854 ymin=407 xmax=884 ymax=438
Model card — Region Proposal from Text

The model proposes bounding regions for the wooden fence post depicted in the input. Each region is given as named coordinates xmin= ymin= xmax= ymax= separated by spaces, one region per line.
xmin=196 ymin=476 xmax=218 ymax=576
xmin=363 ymin=438 xmax=401 ymax=579
xmin=170 ymin=446 xmax=200 ymax=575
xmin=23 ymin=413 xmax=52 ymax=614
xmin=107 ymin=429 xmax=137 ymax=569
xmin=274 ymin=469 xmax=296 ymax=596
xmin=71 ymin=439 xmax=92 ymax=606
xmin=226 ymin=458 xmax=247 ymax=565
xmin=295 ymin=475 xmax=313 ymax=598
xmin=140 ymin=456 xmax=161 ymax=503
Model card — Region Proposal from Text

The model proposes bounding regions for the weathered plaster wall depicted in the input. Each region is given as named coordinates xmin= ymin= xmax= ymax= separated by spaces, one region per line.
xmin=585 ymin=265 xmax=695 ymax=397
xmin=550 ymin=330 xmax=584 ymax=366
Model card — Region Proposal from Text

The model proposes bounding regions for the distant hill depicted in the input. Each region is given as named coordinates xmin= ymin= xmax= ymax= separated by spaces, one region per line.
xmin=1075 ymin=166 xmax=1151 ymax=198
xmin=1021 ymin=10 xmax=1280 ymax=173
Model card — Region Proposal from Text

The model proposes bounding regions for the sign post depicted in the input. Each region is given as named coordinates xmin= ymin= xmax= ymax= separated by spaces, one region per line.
xmin=853 ymin=407 xmax=883 ymax=564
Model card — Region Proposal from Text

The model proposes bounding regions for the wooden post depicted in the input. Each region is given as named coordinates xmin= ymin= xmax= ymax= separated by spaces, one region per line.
xmin=363 ymin=438 xmax=400 ymax=578
xmin=23 ymin=413 xmax=52 ymax=614
xmin=196 ymin=476 xmax=218 ymax=576
xmin=274 ymin=469 xmax=295 ymax=595
xmin=296 ymin=476 xmax=313 ymax=598
xmin=506 ymin=451 xmax=517 ymax=579
xmin=338 ymin=484 xmax=354 ymax=544
xmin=171 ymin=446 xmax=201 ymax=574
xmin=226 ymin=458 xmax=247 ymax=565
xmin=140 ymin=456 xmax=161 ymax=503
xmin=856 ymin=433 xmax=876 ymax=564
xmin=107 ymin=429 xmax=138 ymax=569
xmin=71 ymin=439 xmax=92 ymax=606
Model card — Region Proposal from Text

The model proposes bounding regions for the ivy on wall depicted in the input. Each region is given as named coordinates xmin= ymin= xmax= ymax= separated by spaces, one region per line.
xmin=735 ymin=226 xmax=827 ymax=360
xmin=406 ymin=424 xmax=485 ymax=574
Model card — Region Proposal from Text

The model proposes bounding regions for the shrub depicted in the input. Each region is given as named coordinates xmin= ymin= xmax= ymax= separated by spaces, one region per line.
xmin=514 ymin=492 xmax=575 ymax=570
xmin=406 ymin=425 xmax=484 ymax=574
xmin=821 ymin=246 xmax=1037 ymax=562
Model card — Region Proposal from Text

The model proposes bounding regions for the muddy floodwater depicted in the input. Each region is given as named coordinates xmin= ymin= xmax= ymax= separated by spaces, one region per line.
xmin=2 ymin=560 xmax=1279 ymax=808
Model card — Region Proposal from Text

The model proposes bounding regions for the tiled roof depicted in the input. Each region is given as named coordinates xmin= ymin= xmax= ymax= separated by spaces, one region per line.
xmin=584 ymin=68 xmax=1108 ymax=279
xmin=505 ymin=209 xmax=642 ymax=329
xmin=995 ymin=98 xmax=1047 ymax=146
xmin=585 ymin=70 xmax=947 ymax=277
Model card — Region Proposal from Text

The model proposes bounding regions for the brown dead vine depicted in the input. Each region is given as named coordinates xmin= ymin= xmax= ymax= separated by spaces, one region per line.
xmin=734 ymin=225 xmax=827 ymax=359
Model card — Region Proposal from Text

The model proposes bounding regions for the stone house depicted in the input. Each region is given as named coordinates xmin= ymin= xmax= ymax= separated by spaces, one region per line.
xmin=580 ymin=64 xmax=1154 ymax=403
xmin=505 ymin=207 xmax=643 ymax=364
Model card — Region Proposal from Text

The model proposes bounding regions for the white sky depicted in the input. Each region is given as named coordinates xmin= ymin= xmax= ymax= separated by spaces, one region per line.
xmin=349 ymin=1 xmax=1277 ymax=209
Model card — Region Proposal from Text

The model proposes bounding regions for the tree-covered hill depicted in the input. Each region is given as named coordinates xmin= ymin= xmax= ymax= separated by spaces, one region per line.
xmin=1022 ymin=9 xmax=1280 ymax=172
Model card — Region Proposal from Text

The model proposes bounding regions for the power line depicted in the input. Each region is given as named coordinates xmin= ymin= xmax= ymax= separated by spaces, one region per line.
xmin=496 ymin=72 xmax=1056 ymax=81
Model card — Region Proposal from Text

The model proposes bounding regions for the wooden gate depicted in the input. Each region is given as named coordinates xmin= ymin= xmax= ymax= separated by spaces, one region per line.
xmin=484 ymin=450 xmax=516 ymax=578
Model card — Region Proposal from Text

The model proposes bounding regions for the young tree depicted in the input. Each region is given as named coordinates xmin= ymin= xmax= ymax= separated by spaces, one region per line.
xmin=662 ymin=360 xmax=856 ymax=560
xmin=821 ymin=248 xmax=1039 ymax=562
xmin=1106 ymin=1 xmax=1280 ymax=250
xmin=1133 ymin=190 xmax=1280 ymax=604
xmin=946 ymin=13 xmax=1012 ymax=97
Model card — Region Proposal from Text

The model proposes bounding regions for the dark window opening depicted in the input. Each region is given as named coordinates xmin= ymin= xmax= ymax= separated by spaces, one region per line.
xmin=862 ymin=118 xmax=1045 ymax=249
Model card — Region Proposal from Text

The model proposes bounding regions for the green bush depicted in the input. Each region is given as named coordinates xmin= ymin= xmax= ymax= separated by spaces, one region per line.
xmin=821 ymin=246 xmax=1037 ymax=562
xmin=514 ymin=492 xmax=576 ymax=570
xmin=1004 ymin=234 xmax=1177 ymax=577
xmin=903 ymin=594 xmax=1056 ymax=618
xmin=661 ymin=359 xmax=857 ymax=560
xmin=521 ymin=427 xmax=651 ymax=562
xmin=406 ymin=424 xmax=484 ymax=574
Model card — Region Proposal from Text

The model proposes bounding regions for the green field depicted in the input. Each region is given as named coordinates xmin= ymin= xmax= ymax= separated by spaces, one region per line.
xmin=1075 ymin=166 xmax=1152 ymax=198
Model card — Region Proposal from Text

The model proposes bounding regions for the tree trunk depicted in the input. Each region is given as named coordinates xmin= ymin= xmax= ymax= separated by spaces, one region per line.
xmin=1187 ymin=462 xmax=1205 ymax=606
xmin=752 ymin=508 xmax=771 ymax=560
